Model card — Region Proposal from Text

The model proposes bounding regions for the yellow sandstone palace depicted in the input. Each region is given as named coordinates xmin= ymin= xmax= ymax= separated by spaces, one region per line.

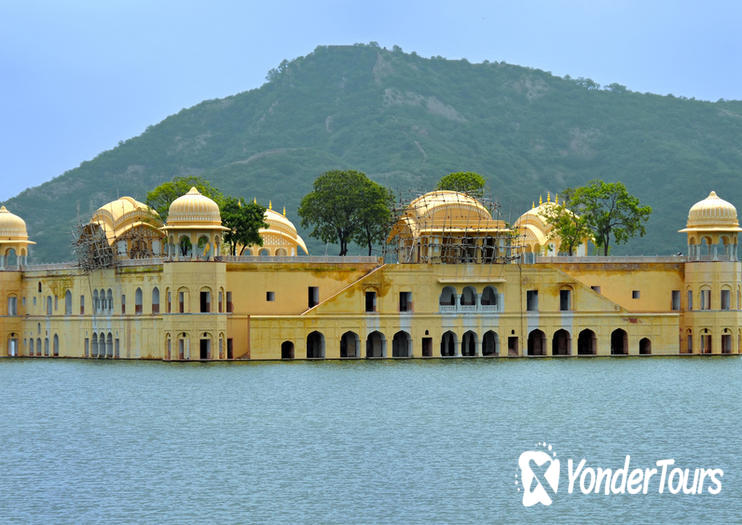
xmin=0 ymin=187 xmax=740 ymax=360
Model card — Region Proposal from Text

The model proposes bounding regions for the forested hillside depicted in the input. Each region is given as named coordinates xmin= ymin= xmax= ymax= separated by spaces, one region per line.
xmin=5 ymin=43 xmax=742 ymax=261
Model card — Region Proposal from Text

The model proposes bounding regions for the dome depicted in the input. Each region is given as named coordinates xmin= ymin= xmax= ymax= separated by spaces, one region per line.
xmin=166 ymin=187 xmax=224 ymax=229
xmin=680 ymin=191 xmax=742 ymax=232
xmin=0 ymin=206 xmax=31 ymax=241
xmin=261 ymin=208 xmax=309 ymax=255
xmin=91 ymin=196 xmax=163 ymax=244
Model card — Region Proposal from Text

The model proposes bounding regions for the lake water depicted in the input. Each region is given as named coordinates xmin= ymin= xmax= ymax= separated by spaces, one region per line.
xmin=0 ymin=357 xmax=740 ymax=524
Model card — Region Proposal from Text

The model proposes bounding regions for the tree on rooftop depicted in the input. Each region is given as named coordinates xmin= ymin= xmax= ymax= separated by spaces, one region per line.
xmin=221 ymin=197 xmax=267 ymax=256
xmin=567 ymin=180 xmax=652 ymax=256
xmin=539 ymin=195 xmax=592 ymax=256
xmin=436 ymin=172 xmax=486 ymax=199
xmin=298 ymin=170 xmax=392 ymax=256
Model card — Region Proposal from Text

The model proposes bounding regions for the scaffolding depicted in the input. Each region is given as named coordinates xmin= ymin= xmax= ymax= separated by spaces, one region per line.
xmin=384 ymin=189 xmax=524 ymax=265
xmin=72 ymin=222 xmax=116 ymax=272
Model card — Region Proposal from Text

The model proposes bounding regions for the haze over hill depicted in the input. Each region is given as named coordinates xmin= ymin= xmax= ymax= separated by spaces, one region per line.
xmin=5 ymin=43 xmax=742 ymax=262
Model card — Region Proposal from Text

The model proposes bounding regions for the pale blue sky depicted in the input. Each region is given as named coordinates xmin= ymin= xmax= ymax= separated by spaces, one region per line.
xmin=1 ymin=0 xmax=741 ymax=201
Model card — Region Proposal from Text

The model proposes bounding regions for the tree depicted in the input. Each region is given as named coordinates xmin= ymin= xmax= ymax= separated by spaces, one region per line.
xmin=353 ymin=181 xmax=394 ymax=255
xmin=568 ymin=180 xmax=652 ymax=256
xmin=436 ymin=172 xmax=486 ymax=198
xmin=145 ymin=176 xmax=223 ymax=220
xmin=539 ymin=196 xmax=592 ymax=256
xmin=298 ymin=170 xmax=392 ymax=256
xmin=221 ymin=197 xmax=268 ymax=255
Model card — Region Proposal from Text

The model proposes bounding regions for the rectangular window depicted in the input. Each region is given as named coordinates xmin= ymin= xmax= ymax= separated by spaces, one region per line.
xmin=687 ymin=290 xmax=693 ymax=311
xmin=721 ymin=289 xmax=731 ymax=310
xmin=701 ymin=289 xmax=711 ymax=310
xmin=80 ymin=295 xmax=85 ymax=315
xmin=200 ymin=291 xmax=211 ymax=313
xmin=365 ymin=291 xmax=376 ymax=312
xmin=227 ymin=338 xmax=233 ymax=359
xmin=179 ymin=291 xmax=185 ymax=313
xmin=308 ymin=286 xmax=319 ymax=308
xmin=526 ymin=290 xmax=538 ymax=311
xmin=84 ymin=337 xmax=89 ymax=357
xmin=671 ymin=290 xmax=680 ymax=311
xmin=266 ymin=291 xmax=275 ymax=302
xmin=559 ymin=290 xmax=571 ymax=311
xmin=591 ymin=286 xmax=601 ymax=294
xmin=687 ymin=334 xmax=693 ymax=353
xmin=399 ymin=292 xmax=412 ymax=312
xmin=632 ymin=290 xmax=640 ymax=299
xmin=121 ymin=294 xmax=126 ymax=315
xmin=8 ymin=296 xmax=17 ymax=316
xmin=226 ymin=291 xmax=233 ymax=313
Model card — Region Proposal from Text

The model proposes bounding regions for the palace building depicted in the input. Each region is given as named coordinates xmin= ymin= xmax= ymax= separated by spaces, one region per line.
xmin=0 ymin=187 xmax=740 ymax=360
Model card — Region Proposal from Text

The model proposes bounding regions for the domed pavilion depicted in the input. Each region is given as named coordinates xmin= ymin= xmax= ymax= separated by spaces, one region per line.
xmin=679 ymin=191 xmax=741 ymax=261
xmin=162 ymin=187 xmax=229 ymax=259
xmin=0 ymin=206 xmax=35 ymax=269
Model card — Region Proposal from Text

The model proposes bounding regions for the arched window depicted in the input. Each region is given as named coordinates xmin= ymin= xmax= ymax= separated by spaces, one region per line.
xmin=340 ymin=331 xmax=359 ymax=358
xmin=29 ymin=337 xmax=34 ymax=356
xmin=552 ymin=329 xmax=571 ymax=355
xmin=53 ymin=334 xmax=59 ymax=357
xmin=64 ymin=290 xmax=72 ymax=315
xmin=135 ymin=288 xmax=143 ymax=314
xmin=701 ymin=329 xmax=712 ymax=354
xmin=366 ymin=331 xmax=386 ymax=358
xmin=44 ymin=337 xmax=49 ymax=356
xmin=721 ymin=329 xmax=732 ymax=354
xmin=152 ymin=287 xmax=160 ymax=314
xmin=441 ymin=331 xmax=457 ymax=357
xmin=281 ymin=341 xmax=294 ymax=359
xmin=439 ymin=286 xmax=457 ymax=306
xmin=106 ymin=289 xmax=113 ymax=311
xmin=259 ymin=248 xmax=270 ymax=256
xmin=392 ymin=331 xmax=411 ymax=358
xmin=611 ymin=329 xmax=628 ymax=355
xmin=93 ymin=290 xmax=99 ymax=313
xmin=482 ymin=331 xmax=498 ymax=356
xmin=460 ymin=286 xmax=476 ymax=306
xmin=480 ymin=286 xmax=498 ymax=309
xmin=527 ymin=329 xmax=546 ymax=356
xmin=179 ymin=236 xmax=192 ymax=258
xmin=461 ymin=330 xmax=477 ymax=356
xmin=639 ymin=337 xmax=651 ymax=355
xmin=306 ymin=331 xmax=325 ymax=358
xmin=36 ymin=337 xmax=41 ymax=356
xmin=46 ymin=296 xmax=52 ymax=316
xmin=200 ymin=288 xmax=211 ymax=313
xmin=178 ymin=288 xmax=188 ymax=313
xmin=106 ymin=333 xmax=113 ymax=357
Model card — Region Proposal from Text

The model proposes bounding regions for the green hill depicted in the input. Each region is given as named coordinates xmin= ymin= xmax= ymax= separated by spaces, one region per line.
xmin=5 ymin=43 xmax=742 ymax=262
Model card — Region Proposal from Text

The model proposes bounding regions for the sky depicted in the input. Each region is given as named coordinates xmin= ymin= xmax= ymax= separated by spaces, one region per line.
xmin=1 ymin=0 xmax=741 ymax=201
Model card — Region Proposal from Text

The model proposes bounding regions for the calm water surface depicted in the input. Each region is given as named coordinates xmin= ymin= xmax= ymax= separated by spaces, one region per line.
xmin=0 ymin=357 xmax=740 ymax=524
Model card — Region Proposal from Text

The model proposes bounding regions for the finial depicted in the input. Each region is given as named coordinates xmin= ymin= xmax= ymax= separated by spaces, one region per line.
xmin=269 ymin=200 xmax=272 ymax=210
xmin=532 ymin=201 xmax=535 ymax=209
xmin=187 ymin=187 xmax=200 ymax=195
xmin=539 ymin=195 xmax=543 ymax=205
xmin=0 ymin=206 xmax=7 ymax=212
xmin=282 ymin=206 xmax=286 ymax=216
xmin=555 ymin=193 xmax=559 ymax=205
xmin=253 ymin=197 xmax=257 ymax=204
xmin=547 ymin=191 xmax=551 ymax=202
